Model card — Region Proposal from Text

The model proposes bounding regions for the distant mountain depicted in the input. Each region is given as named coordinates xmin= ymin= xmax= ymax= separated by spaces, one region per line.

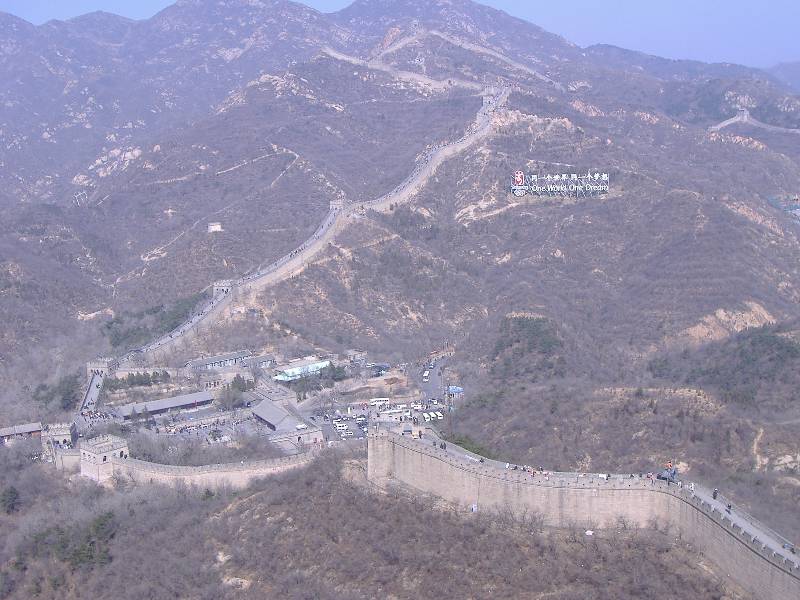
xmin=334 ymin=0 xmax=578 ymax=59
xmin=1 ymin=0 xmax=800 ymax=535
xmin=586 ymin=44 xmax=775 ymax=82
xmin=0 ymin=0 xmax=346 ymax=205
xmin=585 ymin=44 xmax=800 ymax=127
xmin=771 ymin=60 xmax=800 ymax=93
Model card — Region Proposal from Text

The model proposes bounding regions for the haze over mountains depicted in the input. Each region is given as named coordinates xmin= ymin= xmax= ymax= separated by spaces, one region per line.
xmin=771 ymin=61 xmax=800 ymax=93
xmin=1 ymin=0 xmax=800 ymax=544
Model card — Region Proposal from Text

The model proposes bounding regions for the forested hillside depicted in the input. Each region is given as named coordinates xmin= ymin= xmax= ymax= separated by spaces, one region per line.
xmin=0 ymin=449 xmax=734 ymax=599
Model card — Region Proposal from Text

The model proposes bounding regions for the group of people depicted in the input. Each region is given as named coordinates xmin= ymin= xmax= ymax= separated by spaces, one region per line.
xmin=504 ymin=463 xmax=550 ymax=480
xmin=712 ymin=488 xmax=733 ymax=513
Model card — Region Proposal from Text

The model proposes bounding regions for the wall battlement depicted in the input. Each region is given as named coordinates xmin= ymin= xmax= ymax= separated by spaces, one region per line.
xmin=368 ymin=432 xmax=799 ymax=600
xmin=93 ymin=451 xmax=315 ymax=489
xmin=116 ymin=452 xmax=312 ymax=476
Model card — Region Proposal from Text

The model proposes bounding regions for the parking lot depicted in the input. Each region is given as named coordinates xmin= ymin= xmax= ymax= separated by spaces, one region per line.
xmin=76 ymin=357 xmax=454 ymax=448
xmin=300 ymin=393 xmax=453 ymax=444
xmin=327 ymin=412 xmax=369 ymax=440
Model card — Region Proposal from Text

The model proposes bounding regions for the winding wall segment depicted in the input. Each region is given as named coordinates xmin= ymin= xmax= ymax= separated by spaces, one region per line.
xmin=368 ymin=431 xmax=799 ymax=600
xmin=110 ymin=451 xmax=315 ymax=489
xmin=119 ymin=84 xmax=508 ymax=364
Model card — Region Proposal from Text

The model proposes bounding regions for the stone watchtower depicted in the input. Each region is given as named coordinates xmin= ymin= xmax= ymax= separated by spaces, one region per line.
xmin=80 ymin=435 xmax=129 ymax=482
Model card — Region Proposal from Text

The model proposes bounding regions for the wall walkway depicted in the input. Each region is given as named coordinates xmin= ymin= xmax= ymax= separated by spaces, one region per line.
xmin=368 ymin=431 xmax=799 ymax=600
xmin=110 ymin=451 xmax=315 ymax=489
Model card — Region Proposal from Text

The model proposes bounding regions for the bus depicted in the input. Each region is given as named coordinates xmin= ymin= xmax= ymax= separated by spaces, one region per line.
xmin=379 ymin=408 xmax=403 ymax=416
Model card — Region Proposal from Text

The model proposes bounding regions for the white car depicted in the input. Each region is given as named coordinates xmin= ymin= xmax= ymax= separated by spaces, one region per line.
xmin=435 ymin=411 xmax=444 ymax=420
xmin=341 ymin=430 xmax=354 ymax=437
xmin=422 ymin=413 xmax=431 ymax=423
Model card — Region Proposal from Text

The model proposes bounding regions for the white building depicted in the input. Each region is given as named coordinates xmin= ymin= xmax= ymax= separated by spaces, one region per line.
xmin=186 ymin=350 xmax=252 ymax=371
xmin=273 ymin=356 xmax=331 ymax=382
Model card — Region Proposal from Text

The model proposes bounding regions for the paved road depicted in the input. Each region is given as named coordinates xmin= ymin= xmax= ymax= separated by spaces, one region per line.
xmin=412 ymin=357 xmax=447 ymax=401
xmin=80 ymin=373 xmax=103 ymax=412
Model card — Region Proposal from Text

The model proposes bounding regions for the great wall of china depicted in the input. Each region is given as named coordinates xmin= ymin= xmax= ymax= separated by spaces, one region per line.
xmin=56 ymin=435 xmax=317 ymax=489
xmin=367 ymin=431 xmax=800 ymax=600
xmin=48 ymin=426 xmax=800 ymax=599
xmin=109 ymin=453 xmax=315 ymax=488
xmin=29 ymin=30 xmax=798 ymax=599
xmin=115 ymin=61 xmax=510 ymax=366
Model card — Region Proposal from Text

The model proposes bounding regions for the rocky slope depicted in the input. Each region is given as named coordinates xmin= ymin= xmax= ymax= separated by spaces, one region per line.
xmin=1 ymin=1 xmax=800 ymax=538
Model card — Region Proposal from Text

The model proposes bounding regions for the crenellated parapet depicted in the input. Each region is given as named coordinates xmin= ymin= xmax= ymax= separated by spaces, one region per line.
xmin=367 ymin=431 xmax=799 ymax=600
xmin=74 ymin=432 xmax=320 ymax=489
xmin=110 ymin=451 xmax=316 ymax=489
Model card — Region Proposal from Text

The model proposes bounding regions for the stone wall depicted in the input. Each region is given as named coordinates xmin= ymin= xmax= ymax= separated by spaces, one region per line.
xmin=110 ymin=451 xmax=315 ymax=489
xmin=112 ymin=367 xmax=181 ymax=379
xmin=53 ymin=448 xmax=80 ymax=472
xmin=368 ymin=432 xmax=800 ymax=600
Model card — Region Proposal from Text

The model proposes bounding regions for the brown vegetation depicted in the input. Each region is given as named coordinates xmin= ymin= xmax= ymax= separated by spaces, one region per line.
xmin=0 ymin=450 xmax=736 ymax=600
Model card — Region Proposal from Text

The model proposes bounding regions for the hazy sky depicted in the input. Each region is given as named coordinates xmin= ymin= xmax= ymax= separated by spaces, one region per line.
xmin=1 ymin=0 xmax=797 ymax=68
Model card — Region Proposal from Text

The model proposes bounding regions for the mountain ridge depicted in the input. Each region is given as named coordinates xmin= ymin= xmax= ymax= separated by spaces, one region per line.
xmin=0 ymin=0 xmax=799 ymax=543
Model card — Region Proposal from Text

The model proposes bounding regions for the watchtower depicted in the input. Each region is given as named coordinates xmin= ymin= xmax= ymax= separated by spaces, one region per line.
xmin=80 ymin=435 xmax=129 ymax=482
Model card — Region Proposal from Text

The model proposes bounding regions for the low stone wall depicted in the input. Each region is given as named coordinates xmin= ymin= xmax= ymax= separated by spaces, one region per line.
xmin=54 ymin=448 xmax=81 ymax=472
xmin=111 ymin=367 xmax=182 ymax=380
xmin=111 ymin=451 xmax=315 ymax=489
xmin=368 ymin=432 xmax=800 ymax=600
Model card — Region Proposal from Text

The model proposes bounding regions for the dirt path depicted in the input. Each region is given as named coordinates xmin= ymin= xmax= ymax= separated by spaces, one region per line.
xmin=127 ymin=149 xmax=297 ymax=268
xmin=752 ymin=427 xmax=768 ymax=471
xmin=122 ymin=62 xmax=509 ymax=361
xmin=321 ymin=46 xmax=484 ymax=92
